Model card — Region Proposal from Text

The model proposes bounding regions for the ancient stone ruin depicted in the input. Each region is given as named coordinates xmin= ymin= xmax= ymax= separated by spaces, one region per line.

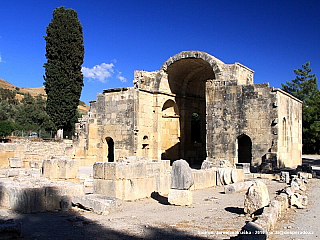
xmin=0 ymin=51 xmax=305 ymax=238
xmin=76 ymin=50 xmax=302 ymax=171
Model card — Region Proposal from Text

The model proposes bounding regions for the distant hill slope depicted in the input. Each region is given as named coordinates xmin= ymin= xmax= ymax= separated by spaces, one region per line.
xmin=0 ymin=78 xmax=89 ymax=114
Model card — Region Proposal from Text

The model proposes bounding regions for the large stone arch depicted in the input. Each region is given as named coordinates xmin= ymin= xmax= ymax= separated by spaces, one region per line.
xmin=155 ymin=51 xmax=225 ymax=167
xmin=154 ymin=51 xmax=224 ymax=93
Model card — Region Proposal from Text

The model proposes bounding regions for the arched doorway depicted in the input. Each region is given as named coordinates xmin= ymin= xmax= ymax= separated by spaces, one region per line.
xmin=238 ymin=134 xmax=252 ymax=164
xmin=106 ymin=137 xmax=114 ymax=162
xmin=163 ymin=58 xmax=215 ymax=167
xmin=161 ymin=99 xmax=180 ymax=163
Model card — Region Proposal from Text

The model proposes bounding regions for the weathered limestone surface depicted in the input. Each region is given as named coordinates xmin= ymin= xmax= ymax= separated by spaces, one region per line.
xmin=42 ymin=156 xmax=79 ymax=181
xmin=0 ymin=139 xmax=77 ymax=169
xmin=224 ymin=181 xmax=255 ymax=194
xmin=93 ymin=160 xmax=171 ymax=201
xmin=9 ymin=158 xmax=22 ymax=168
xmin=216 ymin=168 xmax=244 ymax=186
xmin=0 ymin=178 xmax=84 ymax=213
xmin=168 ymin=189 xmax=193 ymax=206
xmin=244 ymin=181 xmax=270 ymax=215
xmin=72 ymin=194 xmax=122 ymax=215
xmin=191 ymin=168 xmax=216 ymax=190
xmin=170 ymin=160 xmax=194 ymax=190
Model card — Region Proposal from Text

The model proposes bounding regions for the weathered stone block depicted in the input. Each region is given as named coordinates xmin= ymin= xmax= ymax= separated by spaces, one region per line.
xmin=290 ymin=193 xmax=308 ymax=209
xmin=42 ymin=158 xmax=79 ymax=180
xmin=168 ymin=189 xmax=193 ymax=206
xmin=93 ymin=179 xmax=124 ymax=199
xmin=201 ymin=160 xmax=216 ymax=169
xmin=123 ymin=177 xmax=155 ymax=201
xmin=231 ymin=169 xmax=245 ymax=183
xmin=93 ymin=162 xmax=105 ymax=179
xmin=191 ymin=169 xmax=216 ymax=190
xmin=244 ymin=181 xmax=270 ymax=215
xmin=155 ymin=174 xmax=170 ymax=195
xmin=0 ymin=151 xmax=14 ymax=168
xmin=146 ymin=162 xmax=161 ymax=177
xmin=65 ymin=160 xmax=79 ymax=179
xmin=60 ymin=196 xmax=72 ymax=211
xmin=104 ymin=163 xmax=124 ymax=180
xmin=170 ymin=160 xmax=194 ymax=190
xmin=45 ymin=186 xmax=61 ymax=211
xmin=42 ymin=159 xmax=59 ymax=179
xmin=9 ymin=158 xmax=22 ymax=168
xmin=224 ymin=181 xmax=255 ymax=194
xmin=72 ymin=194 xmax=122 ymax=215
xmin=125 ymin=162 xmax=147 ymax=179
xmin=160 ymin=160 xmax=171 ymax=172
xmin=8 ymin=187 xmax=46 ymax=213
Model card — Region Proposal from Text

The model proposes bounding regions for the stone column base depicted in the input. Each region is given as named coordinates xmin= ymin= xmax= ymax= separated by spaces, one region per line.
xmin=168 ymin=189 xmax=193 ymax=206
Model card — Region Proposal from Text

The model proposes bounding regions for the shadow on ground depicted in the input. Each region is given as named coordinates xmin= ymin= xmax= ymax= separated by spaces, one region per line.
xmin=0 ymin=187 xmax=211 ymax=239
xmin=12 ymin=211 xmax=211 ymax=239
xmin=151 ymin=191 xmax=169 ymax=205
xmin=225 ymin=207 xmax=244 ymax=215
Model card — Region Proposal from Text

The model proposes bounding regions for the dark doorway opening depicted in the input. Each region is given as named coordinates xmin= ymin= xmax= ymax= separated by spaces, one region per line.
xmin=106 ymin=137 xmax=114 ymax=162
xmin=191 ymin=113 xmax=201 ymax=143
xmin=238 ymin=134 xmax=252 ymax=164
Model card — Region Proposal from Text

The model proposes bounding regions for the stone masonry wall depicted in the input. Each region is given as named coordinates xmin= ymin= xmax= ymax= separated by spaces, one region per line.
xmin=206 ymin=81 xmax=277 ymax=166
xmin=85 ymin=88 xmax=136 ymax=162
xmin=276 ymin=89 xmax=302 ymax=168
xmin=0 ymin=139 xmax=74 ymax=168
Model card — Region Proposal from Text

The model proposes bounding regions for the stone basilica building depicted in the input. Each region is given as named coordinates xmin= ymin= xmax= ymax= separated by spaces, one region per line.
xmin=76 ymin=51 xmax=302 ymax=169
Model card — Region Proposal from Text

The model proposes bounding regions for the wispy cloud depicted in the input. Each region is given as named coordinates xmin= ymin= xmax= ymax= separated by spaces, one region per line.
xmin=117 ymin=72 xmax=127 ymax=83
xmin=82 ymin=63 xmax=115 ymax=83
xmin=0 ymin=53 xmax=3 ymax=63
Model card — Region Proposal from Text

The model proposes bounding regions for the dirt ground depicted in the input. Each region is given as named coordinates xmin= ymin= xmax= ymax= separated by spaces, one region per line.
xmin=270 ymin=155 xmax=320 ymax=240
xmin=0 ymin=179 xmax=287 ymax=240
xmin=1 ymin=156 xmax=319 ymax=240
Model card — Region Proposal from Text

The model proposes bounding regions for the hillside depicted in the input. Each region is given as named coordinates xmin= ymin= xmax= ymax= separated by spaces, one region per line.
xmin=0 ymin=78 xmax=89 ymax=114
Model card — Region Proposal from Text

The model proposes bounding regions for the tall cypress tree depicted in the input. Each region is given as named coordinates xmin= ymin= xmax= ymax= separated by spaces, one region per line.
xmin=282 ymin=62 xmax=320 ymax=153
xmin=44 ymin=6 xmax=84 ymax=137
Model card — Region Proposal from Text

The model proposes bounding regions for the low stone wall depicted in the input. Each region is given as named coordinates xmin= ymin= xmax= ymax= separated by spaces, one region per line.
xmin=93 ymin=161 xmax=245 ymax=201
xmin=239 ymin=172 xmax=311 ymax=239
xmin=93 ymin=160 xmax=171 ymax=201
xmin=0 ymin=178 xmax=84 ymax=213
xmin=0 ymin=139 xmax=75 ymax=168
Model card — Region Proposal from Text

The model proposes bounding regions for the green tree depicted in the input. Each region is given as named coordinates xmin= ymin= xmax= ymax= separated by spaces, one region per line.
xmin=0 ymin=121 xmax=15 ymax=137
xmin=16 ymin=94 xmax=55 ymax=133
xmin=281 ymin=62 xmax=320 ymax=153
xmin=43 ymin=6 xmax=84 ymax=137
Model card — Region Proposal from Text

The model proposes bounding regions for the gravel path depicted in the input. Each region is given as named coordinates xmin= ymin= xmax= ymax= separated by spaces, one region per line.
xmin=271 ymin=155 xmax=320 ymax=240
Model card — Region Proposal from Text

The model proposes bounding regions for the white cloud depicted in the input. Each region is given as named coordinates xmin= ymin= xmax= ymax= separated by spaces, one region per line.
xmin=0 ymin=54 xmax=3 ymax=63
xmin=82 ymin=62 xmax=128 ymax=84
xmin=117 ymin=72 xmax=127 ymax=83
xmin=82 ymin=63 xmax=115 ymax=83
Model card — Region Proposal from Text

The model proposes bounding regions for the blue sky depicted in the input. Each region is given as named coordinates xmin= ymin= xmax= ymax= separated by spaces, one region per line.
xmin=0 ymin=1 xmax=319 ymax=104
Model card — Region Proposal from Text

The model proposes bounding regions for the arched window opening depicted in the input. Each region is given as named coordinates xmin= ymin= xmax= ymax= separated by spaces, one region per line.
xmin=282 ymin=118 xmax=287 ymax=147
xmin=106 ymin=137 xmax=114 ymax=162
xmin=238 ymin=134 xmax=252 ymax=164
xmin=191 ymin=113 xmax=201 ymax=143
xmin=162 ymin=99 xmax=179 ymax=116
